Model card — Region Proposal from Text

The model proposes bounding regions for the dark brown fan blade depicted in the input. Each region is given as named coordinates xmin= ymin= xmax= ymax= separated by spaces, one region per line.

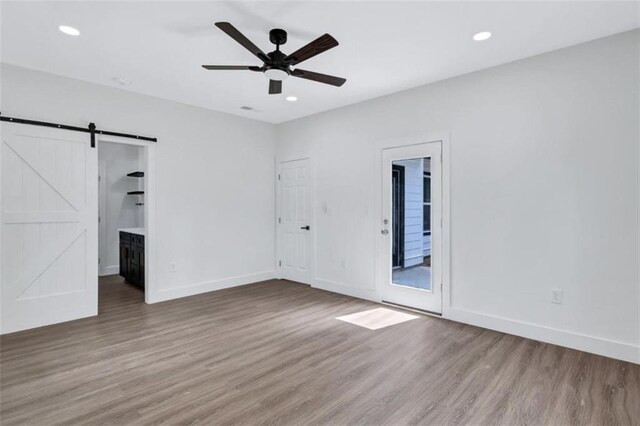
xmin=285 ymin=34 xmax=338 ymax=66
xmin=215 ymin=22 xmax=269 ymax=63
xmin=291 ymin=68 xmax=346 ymax=87
xmin=202 ymin=65 xmax=262 ymax=71
xmin=269 ymin=80 xmax=282 ymax=94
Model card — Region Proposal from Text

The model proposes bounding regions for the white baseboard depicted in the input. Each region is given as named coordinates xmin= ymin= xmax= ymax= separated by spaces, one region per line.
xmin=148 ymin=272 xmax=639 ymax=364
xmin=99 ymin=265 xmax=119 ymax=276
xmin=444 ymin=307 xmax=639 ymax=364
xmin=149 ymin=271 xmax=276 ymax=303
xmin=311 ymin=278 xmax=379 ymax=302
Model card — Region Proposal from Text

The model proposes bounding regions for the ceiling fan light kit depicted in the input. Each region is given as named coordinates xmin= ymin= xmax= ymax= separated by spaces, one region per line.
xmin=202 ymin=22 xmax=346 ymax=95
xmin=264 ymin=68 xmax=288 ymax=81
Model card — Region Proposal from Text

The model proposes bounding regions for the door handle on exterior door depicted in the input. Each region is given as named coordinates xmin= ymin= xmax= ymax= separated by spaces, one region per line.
xmin=300 ymin=226 xmax=310 ymax=230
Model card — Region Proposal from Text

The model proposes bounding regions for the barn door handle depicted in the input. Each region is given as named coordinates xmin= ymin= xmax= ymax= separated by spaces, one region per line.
xmin=300 ymin=226 xmax=310 ymax=230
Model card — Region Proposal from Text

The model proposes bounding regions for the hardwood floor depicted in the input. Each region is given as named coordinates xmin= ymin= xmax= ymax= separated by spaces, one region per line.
xmin=1 ymin=276 xmax=638 ymax=425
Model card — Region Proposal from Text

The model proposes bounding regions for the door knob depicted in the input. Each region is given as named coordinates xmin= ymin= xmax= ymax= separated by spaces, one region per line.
xmin=301 ymin=225 xmax=310 ymax=230
xmin=381 ymin=229 xmax=389 ymax=235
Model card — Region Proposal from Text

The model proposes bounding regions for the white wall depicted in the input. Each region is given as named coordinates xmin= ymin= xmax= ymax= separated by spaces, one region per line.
xmin=2 ymin=31 xmax=638 ymax=363
xmin=1 ymin=63 xmax=276 ymax=303
xmin=275 ymin=30 xmax=640 ymax=363
xmin=394 ymin=158 xmax=424 ymax=267
xmin=98 ymin=142 xmax=143 ymax=276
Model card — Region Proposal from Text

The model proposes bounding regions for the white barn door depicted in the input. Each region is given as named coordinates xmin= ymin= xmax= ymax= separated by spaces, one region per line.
xmin=1 ymin=123 xmax=98 ymax=334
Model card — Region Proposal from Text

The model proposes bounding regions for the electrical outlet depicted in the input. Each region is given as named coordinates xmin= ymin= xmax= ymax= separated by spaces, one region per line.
xmin=551 ymin=288 xmax=563 ymax=304
xmin=170 ymin=263 xmax=177 ymax=272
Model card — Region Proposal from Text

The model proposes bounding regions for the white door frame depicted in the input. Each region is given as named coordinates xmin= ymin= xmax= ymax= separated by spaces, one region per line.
xmin=374 ymin=132 xmax=451 ymax=313
xmin=274 ymin=157 xmax=315 ymax=285
xmin=98 ymin=160 xmax=108 ymax=276
xmin=96 ymin=135 xmax=157 ymax=305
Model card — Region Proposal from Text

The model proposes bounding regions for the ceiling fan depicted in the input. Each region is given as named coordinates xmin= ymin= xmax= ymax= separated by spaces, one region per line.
xmin=202 ymin=22 xmax=346 ymax=94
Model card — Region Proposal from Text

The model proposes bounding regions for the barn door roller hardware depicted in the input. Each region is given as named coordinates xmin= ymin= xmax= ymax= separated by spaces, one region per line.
xmin=0 ymin=112 xmax=157 ymax=147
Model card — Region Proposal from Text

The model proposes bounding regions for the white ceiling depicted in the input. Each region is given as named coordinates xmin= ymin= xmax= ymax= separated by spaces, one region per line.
xmin=1 ymin=1 xmax=638 ymax=123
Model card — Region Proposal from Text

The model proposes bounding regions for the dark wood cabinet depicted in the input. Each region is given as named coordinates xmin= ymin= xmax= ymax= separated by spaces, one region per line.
xmin=119 ymin=231 xmax=145 ymax=290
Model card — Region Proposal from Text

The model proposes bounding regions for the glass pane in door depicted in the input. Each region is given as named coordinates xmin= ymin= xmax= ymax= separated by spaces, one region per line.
xmin=390 ymin=157 xmax=432 ymax=291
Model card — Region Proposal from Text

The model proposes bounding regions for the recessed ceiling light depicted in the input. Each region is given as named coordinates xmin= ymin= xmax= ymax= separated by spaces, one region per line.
xmin=286 ymin=96 xmax=298 ymax=102
xmin=59 ymin=25 xmax=80 ymax=36
xmin=473 ymin=31 xmax=491 ymax=41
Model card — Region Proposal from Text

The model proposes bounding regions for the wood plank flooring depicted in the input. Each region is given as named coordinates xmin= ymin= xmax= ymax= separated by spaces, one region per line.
xmin=1 ymin=276 xmax=638 ymax=425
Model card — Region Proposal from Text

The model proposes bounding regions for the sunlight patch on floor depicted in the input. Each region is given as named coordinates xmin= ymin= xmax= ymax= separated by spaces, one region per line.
xmin=335 ymin=307 xmax=419 ymax=330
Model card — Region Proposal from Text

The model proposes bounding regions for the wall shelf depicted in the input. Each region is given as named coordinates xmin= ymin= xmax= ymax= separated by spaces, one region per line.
xmin=127 ymin=171 xmax=144 ymax=178
xmin=127 ymin=191 xmax=144 ymax=195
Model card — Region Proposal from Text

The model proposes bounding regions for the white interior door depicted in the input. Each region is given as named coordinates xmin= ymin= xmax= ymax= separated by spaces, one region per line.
xmin=381 ymin=142 xmax=442 ymax=313
xmin=1 ymin=123 xmax=98 ymax=334
xmin=277 ymin=158 xmax=312 ymax=283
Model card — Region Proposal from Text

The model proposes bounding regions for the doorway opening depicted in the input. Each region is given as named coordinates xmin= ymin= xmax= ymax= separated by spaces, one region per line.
xmin=0 ymin=118 xmax=156 ymax=334
xmin=97 ymin=139 xmax=151 ymax=309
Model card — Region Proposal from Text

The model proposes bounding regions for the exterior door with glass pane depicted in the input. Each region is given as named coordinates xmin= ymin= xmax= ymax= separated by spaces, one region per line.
xmin=381 ymin=142 xmax=442 ymax=313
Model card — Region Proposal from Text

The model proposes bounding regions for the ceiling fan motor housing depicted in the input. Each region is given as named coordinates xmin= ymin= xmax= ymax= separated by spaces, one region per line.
xmin=264 ymin=48 xmax=290 ymax=81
